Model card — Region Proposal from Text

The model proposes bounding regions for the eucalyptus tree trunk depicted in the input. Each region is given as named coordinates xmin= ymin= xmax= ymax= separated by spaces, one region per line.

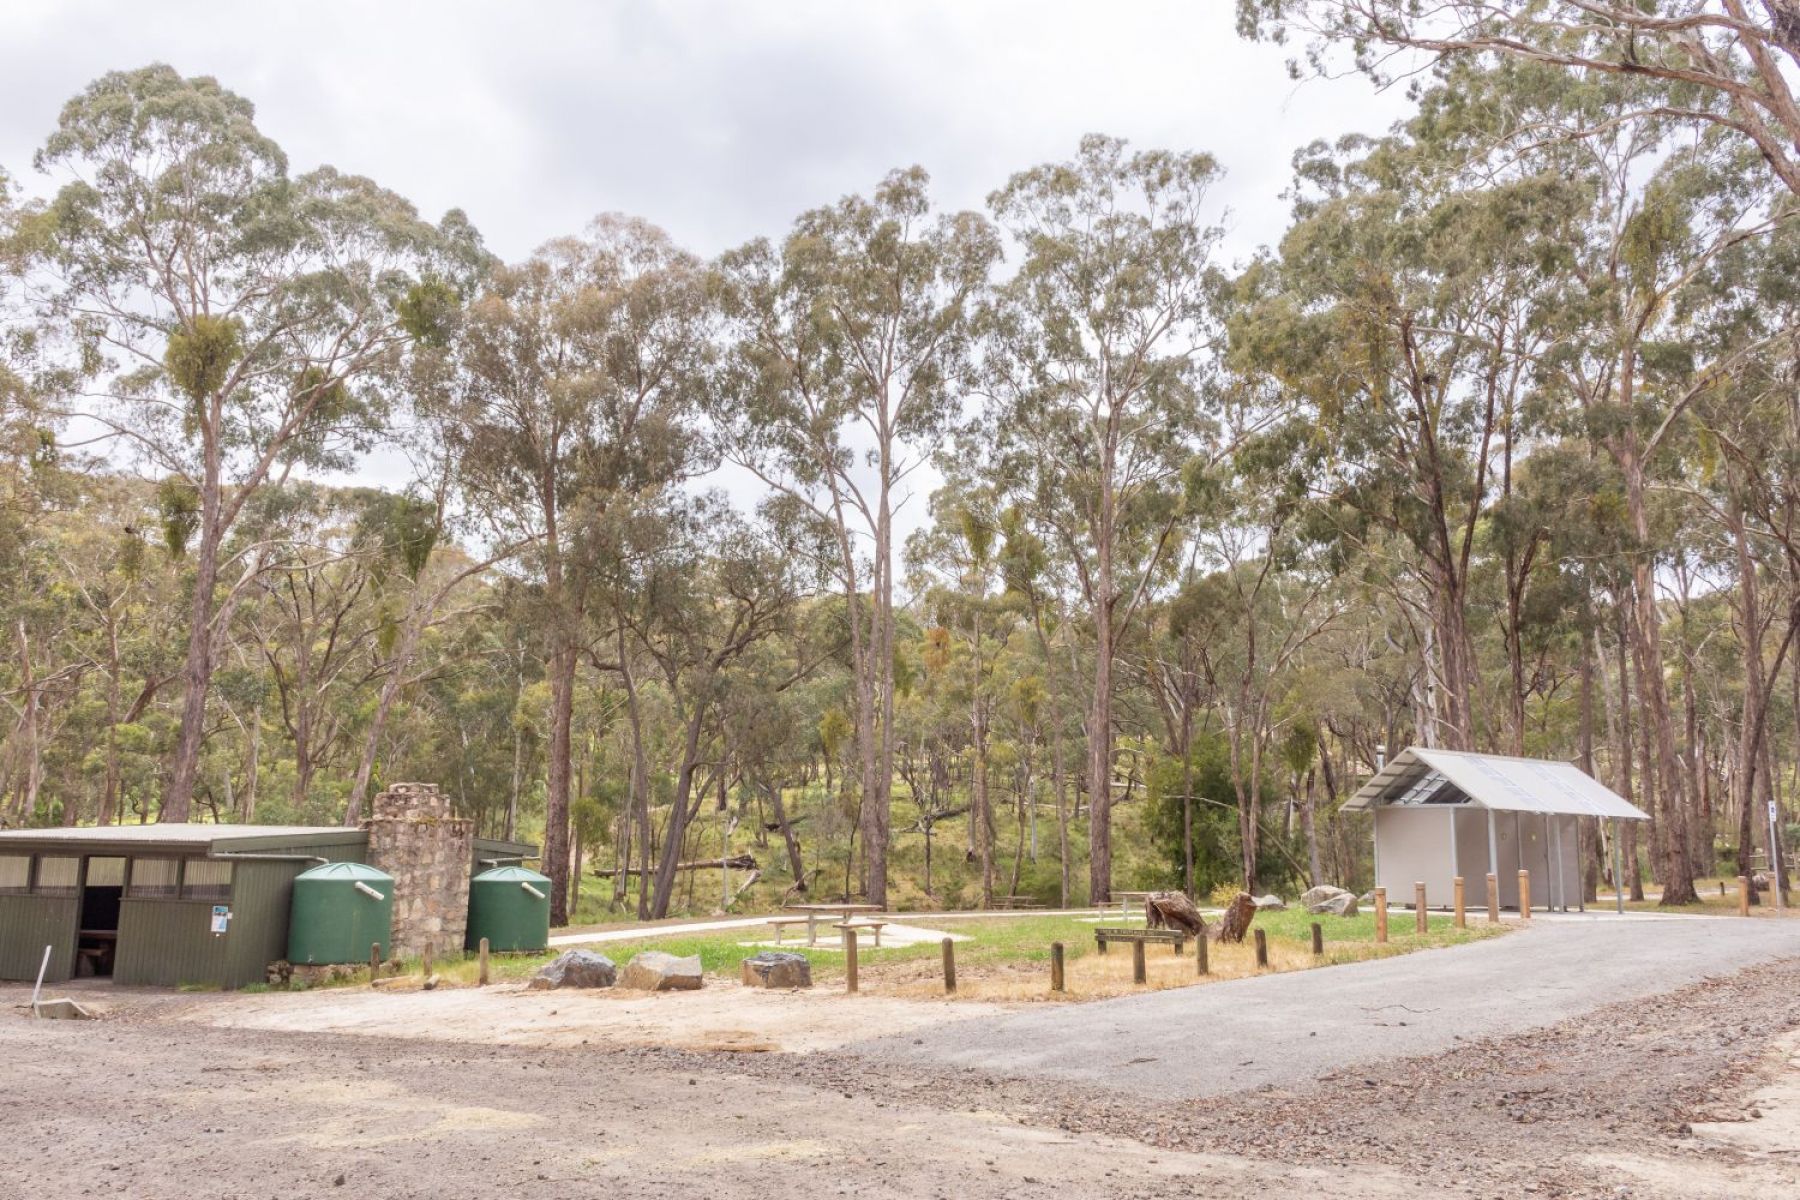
xmin=1619 ymin=431 xmax=1698 ymax=905
xmin=1087 ymin=436 xmax=1119 ymax=905
xmin=163 ymin=474 xmax=224 ymax=821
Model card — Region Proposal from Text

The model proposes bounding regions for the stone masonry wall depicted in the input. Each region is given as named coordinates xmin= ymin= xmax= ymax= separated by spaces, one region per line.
xmin=363 ymin=782 xmax=473 ymax=959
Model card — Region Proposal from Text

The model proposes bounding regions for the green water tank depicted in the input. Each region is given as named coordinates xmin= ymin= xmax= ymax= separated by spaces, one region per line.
xmin=287 ymin=862 xmax=394 ymax=964
xmin=466 ymin=866 xmax=551 ymax=952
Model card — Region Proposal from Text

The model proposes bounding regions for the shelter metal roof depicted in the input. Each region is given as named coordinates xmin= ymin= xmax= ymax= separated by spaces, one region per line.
xmin=0 ymin=824 xmax=366 ymax=855
xmin=1343 ymin=747 xmax=1650 ymax=821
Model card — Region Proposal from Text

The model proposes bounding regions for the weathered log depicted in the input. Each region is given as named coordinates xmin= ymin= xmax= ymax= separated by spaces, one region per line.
xmin=1143 ymin=890 xmax=1206 ymax=936
xmin=1208 ymin=892 xmax=1258 ymax=944
xmin=593 ymin=854 xmax=758 ymax=877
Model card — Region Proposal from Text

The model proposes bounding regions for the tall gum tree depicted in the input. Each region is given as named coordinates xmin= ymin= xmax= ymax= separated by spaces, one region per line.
xmin=29 ymin=65 xmax=477 ymax=820
xmin=1238 ymin=0 xmax=1800 ymax=202
xmin=444 ymin=216 xmax=710 ymax=924
xmin=717 ymin=168 xmax=997 ymax=906
xmin=982 ymin=135 xmax=1225 ymax=904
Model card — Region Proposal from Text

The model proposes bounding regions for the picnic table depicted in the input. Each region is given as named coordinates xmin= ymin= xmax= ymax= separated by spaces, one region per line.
xmin=777 ymin=902 xmax=885 ymax=947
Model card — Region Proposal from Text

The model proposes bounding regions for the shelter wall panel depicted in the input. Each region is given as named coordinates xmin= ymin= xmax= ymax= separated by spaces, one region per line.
xmin=1452 ymin=810 xmax=1491 ymax=905
xmin=1373 ymin=808 xmax=1457 ymax=906
xmin=226 ymin=861 xmax=305 ymax=988
xmin=1493 ymin=816 xmax=1521 ymax=908
xmin=0 ymin=896 xmax=78 ymax=982
xmin=115 ymin=899 xmax=229 ymax=987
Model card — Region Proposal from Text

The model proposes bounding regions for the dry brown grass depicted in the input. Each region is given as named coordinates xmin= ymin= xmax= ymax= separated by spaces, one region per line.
xmin=872 ymin=936 xmax=1445 ymax=1003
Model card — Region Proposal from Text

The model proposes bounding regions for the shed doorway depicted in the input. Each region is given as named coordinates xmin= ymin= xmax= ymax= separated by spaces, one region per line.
xmin=76 ymin=857 xmax=125 ymax=977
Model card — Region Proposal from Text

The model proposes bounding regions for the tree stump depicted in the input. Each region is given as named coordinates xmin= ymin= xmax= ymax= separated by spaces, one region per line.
xmin=1143 ymin=890 xmax=1206 ymax=937
xmin=1208 ymin=892 xmax=1258 ymax=944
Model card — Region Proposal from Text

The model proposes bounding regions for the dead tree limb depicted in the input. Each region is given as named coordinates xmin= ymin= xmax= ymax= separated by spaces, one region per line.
xmin=1208 ymin=893 xmax=1258 ymax=944
xmin=1144 ymin=890 xmax=1206 ymax=936
xmin=593 ymin=853 xmax=758 ymax=878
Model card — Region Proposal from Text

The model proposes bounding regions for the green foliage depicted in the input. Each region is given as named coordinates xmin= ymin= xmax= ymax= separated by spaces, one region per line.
xmin=155 ymin=477 xmax=200 ymax=558
xmin=162 ymin=314 xmax=244 ymax=406
xmin=1144 ymin=736 xmax=1295 ymax=896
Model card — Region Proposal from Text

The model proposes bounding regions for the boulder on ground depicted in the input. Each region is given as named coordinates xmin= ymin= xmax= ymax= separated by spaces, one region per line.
xmin=1252 ymin=894 xmax=1287 ymax=910
xmin=1300 ymin=885 xmax=1350 ymax=910
xmin=1318 ymin=892 xmax=1359 ymax=917
xmin=529 ymin=949 xmax=617 ymax=990
xmin=621 ymin=950 xmax=704 ymax=991
xmin=740 ymin=951 xmax=811 ymax=989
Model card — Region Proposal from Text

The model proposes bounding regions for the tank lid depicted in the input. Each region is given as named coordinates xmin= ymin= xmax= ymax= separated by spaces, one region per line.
xmin=295 ymin=861 xmax=394 ymax=882
xmin=472 ymin=866 xmax=550 ymax=884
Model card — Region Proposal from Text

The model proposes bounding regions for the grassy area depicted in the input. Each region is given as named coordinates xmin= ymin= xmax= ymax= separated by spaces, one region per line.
xmin=1597 ymin=875 xmax=1800 ymax=918
xmin=300 ymin=905 xmax=1504 ymax=999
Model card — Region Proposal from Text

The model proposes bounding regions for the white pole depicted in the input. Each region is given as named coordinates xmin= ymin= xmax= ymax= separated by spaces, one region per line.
xmin=1770 ymin=799 xmax=1786 ymax=913
xmin=31 ymin=944 xmax=51 ymax=1012
xmin=1614 ymin=819 xmax=1624 ymax=915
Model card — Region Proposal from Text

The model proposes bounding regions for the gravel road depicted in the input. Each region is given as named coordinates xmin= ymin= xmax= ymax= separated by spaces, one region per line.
xmin=848 ymin=914 xmax=1800 ymax=1098
xmin=3 ymin=914 xmax=1796 ymax=1199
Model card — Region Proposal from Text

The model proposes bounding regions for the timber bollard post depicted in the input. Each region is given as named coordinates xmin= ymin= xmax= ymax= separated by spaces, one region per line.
xmin=1738 ymin=875 xmax=1751 ymax=917
xmin=1253 ymin=928 xmax=1268 ymax=968
xmin=1486 ymin=873 xmax=1499 ymax=924
xmin=1414 ymin=881 xmax=1428 ymax=934
xmin=1050 ymin=941 xmax=1065 ymax=992
xmin=1131 ymin=939 xmax=1147 ymax=984
xmin=478 ymin=937 xmax=490 ymax=987
xmin=1518 ymin=870 xmax=1531 ymax=919
xmin=422 ymin=942 xmax=433 ymax=979
xmin=843 ymin=927 xmax=859 ymax=994
xmin=1453 ymin=876 xmax=1466 ymax=929
xmin=370 ymin=942 xmax=380 ymax=984
xmin=1196 ymin=933 xmax=1209 ymax=975
xmin=1310 ymin=922 xmax=1323 ymax=957
xmin=941 ymin=937 xmax=957 ymax=993
xmin=1374 ymin=887 xmax=1388 ymax=943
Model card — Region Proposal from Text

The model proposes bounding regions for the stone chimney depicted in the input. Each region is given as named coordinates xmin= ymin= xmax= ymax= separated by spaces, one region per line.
xmin=363 ymin=782 xmax=473 ymax=958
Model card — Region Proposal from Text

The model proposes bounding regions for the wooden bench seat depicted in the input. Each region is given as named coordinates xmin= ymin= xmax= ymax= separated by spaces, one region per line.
xmin=1094 ymin=926 xmax=1187 ymax=954
xmin=832 ymin=919 xmax=889 ymax=948
xmin=766 ymin=917 xmax=815 ymax=946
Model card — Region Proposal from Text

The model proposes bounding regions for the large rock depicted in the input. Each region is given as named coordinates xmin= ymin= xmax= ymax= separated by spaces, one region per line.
xmin=1300 ymin=885 xmax=1350 ymax=910
xmin=529 ymin=949 xmax=617 ymax=990
xmin=1252 ymin=894 xmax=1287 ymax=911
xmin=740 ymin=951 xmax=812 ymax=989
xmin=1317 ymin=892 xmax=1359 ymax=917
xmin=621 ymin=951 xmax=704 ymax=991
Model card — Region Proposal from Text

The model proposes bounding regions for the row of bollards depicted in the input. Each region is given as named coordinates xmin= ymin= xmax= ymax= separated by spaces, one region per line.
xmin=841 ymin=927 xmax=1292 ymax=997
xmin=1372 ymin=871 xmax=1536 ymax=944
xmin=845 ymin=887 xmax=1555 ymax=997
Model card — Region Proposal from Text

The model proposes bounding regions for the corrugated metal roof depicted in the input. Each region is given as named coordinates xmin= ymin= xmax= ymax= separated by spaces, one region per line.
xmin=1343 ymin=747 xmax=1650 ymax=820
xmin=0 ymin=824 xmax=365 ymax=853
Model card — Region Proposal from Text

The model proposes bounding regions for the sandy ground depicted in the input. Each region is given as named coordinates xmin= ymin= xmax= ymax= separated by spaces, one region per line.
xmin=159 ymin=977 xmax=1014 ymax=1053
xmin=3 ymin=928 xmax=1797 ymax=1198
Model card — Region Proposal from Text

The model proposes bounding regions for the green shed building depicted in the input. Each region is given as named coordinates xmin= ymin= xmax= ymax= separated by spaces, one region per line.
xmin=0 ymin=824 xmax=534 ymax=990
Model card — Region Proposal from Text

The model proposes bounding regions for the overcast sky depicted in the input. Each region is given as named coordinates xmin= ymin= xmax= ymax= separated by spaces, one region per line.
xmin=1 ymin=0 xmax=1412 ymax=531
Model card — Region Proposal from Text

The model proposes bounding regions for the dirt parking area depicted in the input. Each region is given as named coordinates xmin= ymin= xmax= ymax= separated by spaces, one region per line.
xmin=162 ymin=977 xmax=1016 ymax=1054
xmin=2 ymin=957 xmax=1797 ymax=1199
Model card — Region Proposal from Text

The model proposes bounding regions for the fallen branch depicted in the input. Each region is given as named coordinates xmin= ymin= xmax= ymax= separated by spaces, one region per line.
xmin=593 ymin=853 xmax=759 ymax=878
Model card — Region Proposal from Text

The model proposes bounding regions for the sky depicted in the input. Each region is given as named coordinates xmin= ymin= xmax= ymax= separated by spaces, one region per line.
xmin=0 ymin=0 xmax=1413 ymax=532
